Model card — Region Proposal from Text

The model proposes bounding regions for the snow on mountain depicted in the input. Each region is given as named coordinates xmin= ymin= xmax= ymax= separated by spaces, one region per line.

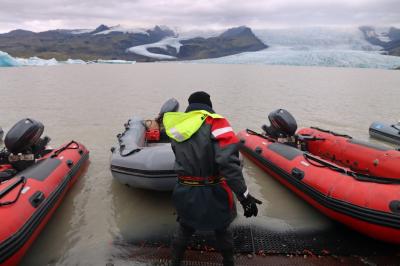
xmin=126 ymin=37 xmax=182 ymax=59
xmin=177 ymin=29 xmax=223 ymax=39
xmin=70 ymin=29 xmax=93 ymax=35
xmin=362 ymin=27 xmax=392 ymax=43
xmin=94 ymin=25 xmax=149 ymax=35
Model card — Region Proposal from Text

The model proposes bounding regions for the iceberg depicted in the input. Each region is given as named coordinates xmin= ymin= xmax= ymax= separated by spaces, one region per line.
xmin=0 ymin=51 xmax=20 ymax=67
xmin=65 ymin=59 xmax=87 ymax=64
xmin=0 ymin=52 xmax=137 ymax=67
xmin=15 ymin=56 xmax=59 ymax=66
xmin=95 ymin=59 xmax=136 ymax=64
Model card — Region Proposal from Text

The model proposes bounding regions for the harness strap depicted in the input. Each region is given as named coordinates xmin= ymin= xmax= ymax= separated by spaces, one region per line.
xmin=178 ymin=176 xmax=222 ymax=186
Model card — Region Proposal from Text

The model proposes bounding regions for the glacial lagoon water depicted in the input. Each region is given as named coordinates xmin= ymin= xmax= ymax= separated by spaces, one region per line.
xmin=0 ymin=63 xmax=400 ymax=264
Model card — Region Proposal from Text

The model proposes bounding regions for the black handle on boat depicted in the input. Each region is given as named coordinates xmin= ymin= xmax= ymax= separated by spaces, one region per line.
xmin=391 ymin=124 xmax=400 ymax=134
xmin=246 ymin=129 xmax=276 ymax=142
xmin=51 ymin=140 xmax=80 ymax=158
xmin=297 ymin=134 xmax=325 ymax=141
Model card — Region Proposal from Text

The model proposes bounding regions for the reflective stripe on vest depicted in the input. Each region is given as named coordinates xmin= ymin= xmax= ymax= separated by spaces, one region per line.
xmin=163 ymin=110 xmax=223 ymax=142
xmin=212 ymin=126 xmax=233 ymax=138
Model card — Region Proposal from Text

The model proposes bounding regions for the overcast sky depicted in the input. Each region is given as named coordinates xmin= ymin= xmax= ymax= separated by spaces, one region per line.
xmin=0 ymin=0 xmax=399 ymax=33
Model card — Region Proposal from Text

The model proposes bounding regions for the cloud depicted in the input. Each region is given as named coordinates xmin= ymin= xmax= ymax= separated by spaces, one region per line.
xmin=0 ymin=0 xmax=399 ymax=32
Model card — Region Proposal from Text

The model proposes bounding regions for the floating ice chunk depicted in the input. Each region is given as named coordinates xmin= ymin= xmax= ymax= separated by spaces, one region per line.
xmin=15 ymin=56 xmax=59 ymax=66
xmin=65 ymin=59 xmax=87 ymax=64
xmin=96 ymin=59 xmax=136 ymax=64
xmin=0 ymin=51 xmax=21 ymax=67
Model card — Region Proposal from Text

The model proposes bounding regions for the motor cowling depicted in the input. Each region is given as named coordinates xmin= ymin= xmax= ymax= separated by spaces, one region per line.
xmin=262 ymin=109 xmax=298 ymax=138
xmin=5 ymin=118 xmax=44 ymax=154
xmin=159 ymin=98 xmax=179 ymax=117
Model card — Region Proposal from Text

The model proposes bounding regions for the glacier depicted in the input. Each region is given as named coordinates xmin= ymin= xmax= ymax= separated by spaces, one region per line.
xmin=195 ymin=48 xmax=400 ymax=69
xmin=195 ymin=27 xmax=400 ymax=69
xmin=126 ymin=37 xmax=182 ymax=60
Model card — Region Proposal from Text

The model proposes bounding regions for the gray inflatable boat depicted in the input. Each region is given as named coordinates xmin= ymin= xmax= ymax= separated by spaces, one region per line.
xmin=369 ymin=121 xmax=400 ymax=145
xmin=110 ymin=99 xmax=179 ymax=191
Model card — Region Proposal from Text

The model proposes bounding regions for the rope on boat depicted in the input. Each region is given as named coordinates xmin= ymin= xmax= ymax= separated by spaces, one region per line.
xmin=51 ymin=140 xmax=80 ymax=158
xmin=303 ymin=153 xmax=400 ymax=184
xmin=310 ymin=126 xmax=352 ymax=139
xmin=0 ymin=176 xmax=26 ymax=206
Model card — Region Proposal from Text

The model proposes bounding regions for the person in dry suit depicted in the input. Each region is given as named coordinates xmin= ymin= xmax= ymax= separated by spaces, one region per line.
xmin=163 ymin=91 xmax=262 ymax=266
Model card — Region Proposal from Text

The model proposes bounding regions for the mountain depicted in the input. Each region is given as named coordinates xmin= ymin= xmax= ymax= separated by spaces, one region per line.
xmin=177 ymin=26 xmax=267 ymax=60
xmin=359 ymin=26 xmax=400 ymax=56
xmin=126 ymin=26 xmax=267 ymax=60
xmin=0 ymin=25 xmax=267 ymax=61
xmin=91 ymin=24 xmax=110 ymax=34
xmin=0 ymin=25 xmax=177 ymax=61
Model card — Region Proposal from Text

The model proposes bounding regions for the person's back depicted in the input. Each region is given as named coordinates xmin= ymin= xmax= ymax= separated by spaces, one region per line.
xmin=164 ymin=91 xmax=262 ymax=266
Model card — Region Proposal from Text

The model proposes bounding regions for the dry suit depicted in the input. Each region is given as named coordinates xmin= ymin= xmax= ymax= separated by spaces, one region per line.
xmin=163 ymin=103 xmax=249 ymax=265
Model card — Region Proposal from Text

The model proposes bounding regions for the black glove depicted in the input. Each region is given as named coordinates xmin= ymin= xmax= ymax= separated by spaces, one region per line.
xmin=240 ymin=194 xmax=262 ymax=218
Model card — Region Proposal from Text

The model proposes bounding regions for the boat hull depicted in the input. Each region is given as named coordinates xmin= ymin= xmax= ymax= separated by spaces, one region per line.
xmin=238 ymin=130 xmax=400 ymax=244
xmin=0 ymin=141 xmax=89 ymax=266
xmin=111 ymin=117 xmax=177 ymax=191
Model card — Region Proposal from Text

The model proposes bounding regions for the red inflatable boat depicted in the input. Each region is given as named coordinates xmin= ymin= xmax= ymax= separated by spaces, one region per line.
xmin=238 ymin=109 xmax=400 ymax=244
xmin=0 ymin=119 xmax=89 ymax=265
xmin=297 ymin=127 xmax=400 ymax=179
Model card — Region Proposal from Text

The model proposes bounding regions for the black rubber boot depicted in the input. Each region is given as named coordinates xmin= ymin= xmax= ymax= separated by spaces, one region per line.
xmin=171 ymin=244 xmax=186 ymax=266
xmin=215 ymin=227 xmax=235 ymax=266
xmin=221 ymin=249 xmax=235 ymax=266
xmin=171 ymin=224 xmax=195 ymax=266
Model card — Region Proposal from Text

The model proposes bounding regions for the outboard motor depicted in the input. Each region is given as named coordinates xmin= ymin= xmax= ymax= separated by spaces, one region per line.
xmin=0 ymin=126 xmax=3 ymax=142
xmin=262 ymin=109 xmax=297 ymax=144
xmin=152 ymin=98 xmax=179 ymax=142
xmin=4 ymin=118 xmax=50 ymax=171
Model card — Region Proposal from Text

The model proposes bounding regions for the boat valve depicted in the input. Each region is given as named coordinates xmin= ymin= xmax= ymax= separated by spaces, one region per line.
xmin=66 ymin=160 xmax=74 ymax=168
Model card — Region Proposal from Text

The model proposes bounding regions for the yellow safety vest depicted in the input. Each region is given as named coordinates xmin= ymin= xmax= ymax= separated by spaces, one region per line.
xmin=163 ymin=110 xmax=223 ymax=142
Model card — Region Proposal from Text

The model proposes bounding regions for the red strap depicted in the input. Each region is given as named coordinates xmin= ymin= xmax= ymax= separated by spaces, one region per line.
xmin=220 ymin=180 xmax=234 ymax=210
